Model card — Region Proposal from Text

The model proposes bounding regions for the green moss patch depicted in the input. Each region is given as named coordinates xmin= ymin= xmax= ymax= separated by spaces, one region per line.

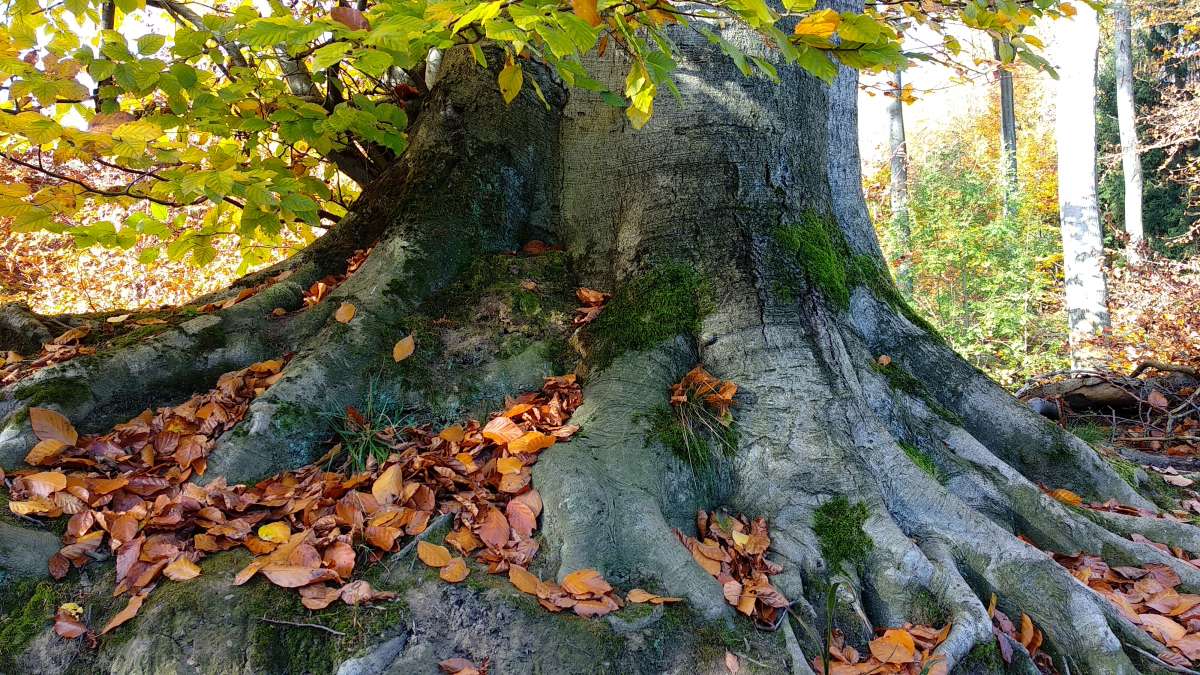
xmin=899 ymin=442 xmax=946 ymax=484
xmin=0 ymin=580 xmax=61 ymax=672
xmin=872 ymin=361 xmax=963 ymax=425
xmin=772 ymin=213 xmax=852 ymax=308
xmin=585 ymin=263 xmax=712 ymax=369
xmin=813 ymin=497 xmax=873 ymax=571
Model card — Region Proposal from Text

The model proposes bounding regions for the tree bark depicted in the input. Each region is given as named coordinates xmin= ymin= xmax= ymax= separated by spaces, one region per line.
xmin=0 ymin=16 xmax=1193 ymax=675
xmin=887 ymin=70 xmax=913 ymax=297
xmin=1115 ymin=0 xmax=1146 ymax=263
xmin=1054 ymin=4 xmax=1111 ymax=368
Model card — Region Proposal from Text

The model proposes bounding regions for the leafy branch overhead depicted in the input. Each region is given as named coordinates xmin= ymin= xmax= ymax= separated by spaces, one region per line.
xmin=1 ymin=0 xmax=1072 ymax=264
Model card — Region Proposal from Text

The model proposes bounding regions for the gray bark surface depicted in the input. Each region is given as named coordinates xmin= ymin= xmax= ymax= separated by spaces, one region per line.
xmin=0 ymin=15 xmax=1190 ymax=675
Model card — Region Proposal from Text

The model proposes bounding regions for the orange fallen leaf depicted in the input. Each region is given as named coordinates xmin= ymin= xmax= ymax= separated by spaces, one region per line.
xmin=418 ymin=541 xmax=453 ymax=568
xmin=481 ymin=416 xmax=524 ymax=445
xmin=477 ymin=507 xmax=510 ymax=549
xmin=562 ymin=568 xmax=612 ymax=596
xmin=509 ymin=565 xmax=541 ymax=595
xmin=440 ymin=557 xmax=469 ymax=583
xmin=29 ymin=407 xmax=78 ymax=446
xmin=260 ymin=564 xmax=340 ymax=588
xmin=334 ymin=302 xmax=356 ymax=323
xmin=393 ymin=335 xmax=415 ymax=362
xmin=1048 ymin=488 xmax=1083 ymax=506
xmin=869 ymin=629 xmax=916 ymax=664
xmin=323 ymin=541 xmax=356 ymax=579
xmin=24 ymin=470 xmax=67 ymax=496
xmin=496 ymin=456 xmax=524 ymax=474
xmin=508 ymin=431 xmax=556 ymax=454
xmin=101 ymin=594 xmax=145 ymax=634
xmin=439 ymin=425 xmax=465 ymax=443
xmin=446 ymin=527 xmax=482 ymax=555
xmin=25 ymin=438 xmax=67 ymax=466
xmin=163 ymin=557 xmax=202 ymax=581
xmin=372 ymin=464 xmax=404 ymax=504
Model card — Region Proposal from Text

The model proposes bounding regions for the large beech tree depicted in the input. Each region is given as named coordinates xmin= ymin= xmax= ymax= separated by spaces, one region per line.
xmin=0 ymin=0 xmax=1190 ymax=673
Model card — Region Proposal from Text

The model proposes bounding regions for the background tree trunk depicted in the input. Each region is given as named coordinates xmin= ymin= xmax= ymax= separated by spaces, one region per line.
xmin=995 ymin=38 xmax=1019 ymax=220
xmin=0 ymin=12 xmax=1193 ymax=675
xmin=1115 ymin=0 xmax=1146 ymax=263
xmin=1054 ymin=3 xmax=1111 ymax=368
xmin=887 ymin=70 xmax=913 ymax=297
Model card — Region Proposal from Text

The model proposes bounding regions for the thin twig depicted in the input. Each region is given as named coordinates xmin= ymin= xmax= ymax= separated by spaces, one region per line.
xmin=259 ymin=616 xmax=347 ymax=636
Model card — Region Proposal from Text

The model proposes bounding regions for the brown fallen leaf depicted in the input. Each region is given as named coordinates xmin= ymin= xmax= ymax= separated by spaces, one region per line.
xmin=260 ymin=565 xmax=340 ymax=588
xmin=29 ymin=407 xmax=78 ymax=446
xmin=724 ymin=651 xmax=740 ymax=674
xmin=509 ymin=565 xmax=541 ymax=595
xmin=561 ymin=568 xmax=612 ymax=596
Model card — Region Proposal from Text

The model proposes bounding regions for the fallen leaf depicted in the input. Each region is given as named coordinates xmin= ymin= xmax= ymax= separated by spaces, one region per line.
xmin=877 ymin=354 xmax=892 ymax=367
xmin=561 ymin=568 xmax=612 ymax=596
xmin=724 ymin=651 xmax=740 ymax=674
xmin=29 ymin=407 xmax=78 ymax=446
xmin=869 ymin=628 xmax=916 ymax=664
xmin=260 ymin=564 xmax=340 ymax=588
xmin=323 ymin=541 xmax=356 ymax=579
xmin=393 ymin=335 xmax=415 ymax=362
xmin=509 ymin=565 xmax=541 ymax=594
xmin=101 ymin=594 xmax=145 ymax=634
xmin=1149 ymin=390 xmax=1170 ymax=409
xmin=25 ymin=438 xmax=67 ymax=465
xmin=372 ymin=464 xmax=404 ymax=504
xmin=418 ymin=541 xmax=453 ymax=568
xmin=440 ymin=557 xmax=469 ymax=583
xmin=334 ymin=302 xmax=356 ymax=323
xmin=1139 ymin=613 xmax=1188 ymax=642
xmin=258 ymin=521 xmax=291 ymax=543
xmin=163 ymin=557 xmax=201 ymax=581
xmin=477 ymin=507 xmax=510 ymax=549
xmin=1048 ymin=488 xmax=1083 ymax=506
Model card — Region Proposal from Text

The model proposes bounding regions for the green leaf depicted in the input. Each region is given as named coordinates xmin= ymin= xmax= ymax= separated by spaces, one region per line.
xmin=137 ymin=33 xmax=167 ymax=55
xmin=312 ymin=42 xmax=353 ymax=71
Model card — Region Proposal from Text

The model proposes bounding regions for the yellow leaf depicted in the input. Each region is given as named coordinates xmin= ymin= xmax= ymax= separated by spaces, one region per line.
xmin=793 ymin=8 xmax=841 ymax=40
xmin=393 ymin=335 xmax=415 ymax=362
xmin=497 ymin=456 xmax=524 ymax=474
xmin=417 ymin=540 xmax=452 ymax=568
xmin=572 ymin=0 xmax=602 ymax=26
xmin=1058 ymin=2 xmax=1076 ymax=16
xmin=335 ymin=302 xmax=356 ymax=323
xmin=439 ymin=425 xmax=465 ymax=443
xmin=372 ymin=464 xmax=404 ymax=504
xmin=498 ymin=60 xmax=523 ymax=104
xmin=1048 ymin=488 xmax=1083 ymax=506
xmin=508 ymin=430 xmax=555 ymax=454
xmin=258 ymin=521 xmax=292 ymax=543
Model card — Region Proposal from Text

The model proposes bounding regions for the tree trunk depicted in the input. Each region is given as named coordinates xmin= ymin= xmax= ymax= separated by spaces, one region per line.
xmin=1 ymin=17 xmax=1191 ymax=675
xmin=1114 ymin=0 xmax=1146 ymax=263
xmin=887 ymin=70 xmax=913 ymax=297
xmin=1053 ymin=4 xmax=1111 ymax=368
xmin=994 ymin=38 xmax=1019 ymax=220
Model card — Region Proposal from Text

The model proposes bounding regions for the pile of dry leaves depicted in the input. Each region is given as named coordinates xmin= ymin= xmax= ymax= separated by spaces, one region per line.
xmin=1052 ymin=551 xmax=1200 ymax=667
xmin=670 ymin=366 xmax=737 ymax=422
xmin=812 ymin=624 xmax=950 ymax=675
xmin=676 ymin=510 xmax=788 ymax=628
xmin=4 ymin=356 xmax=590 ymax=636
xmin=0 ymin=325 xmax=96 ymax=386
